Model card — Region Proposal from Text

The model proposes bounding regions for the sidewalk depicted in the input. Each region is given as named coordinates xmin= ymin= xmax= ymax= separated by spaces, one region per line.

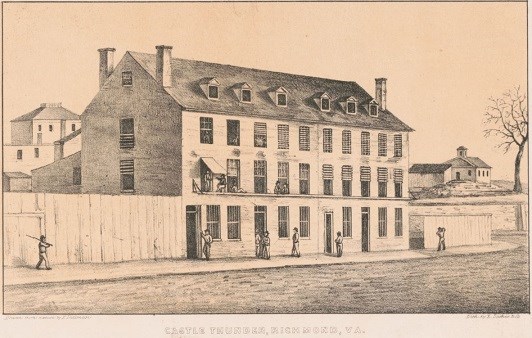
xmin=4 ymin=241 xmax=518 ymax=286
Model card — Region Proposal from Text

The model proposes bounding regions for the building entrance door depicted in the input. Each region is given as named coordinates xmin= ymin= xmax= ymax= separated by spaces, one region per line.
xmin=254 ymin=206 xmax=267 ymax=234
xmin=325 ymin=212 xmax=333 ymax=254
xmin=361 ymin=207 xmax=370 ymax=252
xmin=186 ymin=205 xmax=201 ymax=259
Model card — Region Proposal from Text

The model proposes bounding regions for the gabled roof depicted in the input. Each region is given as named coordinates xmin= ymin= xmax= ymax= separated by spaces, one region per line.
xmin=55 ymin=128 xmax=81 ymax=144
xmin=128 ymin=52 xmax=414 ymax=132
xmin=444 ymin=156 xmax=491 ymax=168
xmin=409 ymin=163 xmax=452 ymax=174
xmin=11 ymin=104 xmax=80 ymax=122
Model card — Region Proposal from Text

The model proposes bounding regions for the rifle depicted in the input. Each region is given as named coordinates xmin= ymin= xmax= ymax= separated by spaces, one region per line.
xmin=26 ymin=235 xmax=53 ymax=246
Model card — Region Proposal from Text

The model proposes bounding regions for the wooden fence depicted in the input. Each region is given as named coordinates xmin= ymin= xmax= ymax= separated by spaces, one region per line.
xmin=4 ymin=193 xmax=183 ymax=266
xmin=421 ymin=214 xmax=492 ymax=249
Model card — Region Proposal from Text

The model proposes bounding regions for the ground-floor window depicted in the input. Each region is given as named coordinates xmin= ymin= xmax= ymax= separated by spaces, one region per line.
xmin=299 ymin=206 xmax=310 ymax=237
xmin=342 ymin=207 xmax=352 ymax=237
xmin=227 ymin=206 xmax=241 ymax=240
xmin=378 ymin=207 xmax=387 ymax=237
xmin=278 ymin=206 xmax=289 ymax=238
xmin=207 ymin=205 xmax=221 ymax=239
xmin=395 ymin=208 xmax=403 ymax=237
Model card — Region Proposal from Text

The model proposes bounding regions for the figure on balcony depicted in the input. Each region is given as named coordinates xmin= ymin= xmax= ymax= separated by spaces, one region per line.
xmin=274 ymin=180 xmax=282 ymax=194
xmin=216 ymin=174 xmax=226 ymax=192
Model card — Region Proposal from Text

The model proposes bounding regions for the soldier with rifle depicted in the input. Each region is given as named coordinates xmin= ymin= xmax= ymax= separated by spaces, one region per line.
xmin=29 ymin=235 xmax=53 ymax=270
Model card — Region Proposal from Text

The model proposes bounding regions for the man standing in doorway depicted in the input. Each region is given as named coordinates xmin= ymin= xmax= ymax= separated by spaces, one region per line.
xmin=255 ymin=230 xmax=262 ymax=258
xmin=201 ymin=229 xmax=213 ymax=260
xmin=335 ymin=231 xmax=343 ymax=257
xmin=292 ymin=227 xmax=300 ymax=257
xmin=261 ymin=231 xmax=271 ymax=259
xmin=36 ymin=235 xmax=52 ymax=270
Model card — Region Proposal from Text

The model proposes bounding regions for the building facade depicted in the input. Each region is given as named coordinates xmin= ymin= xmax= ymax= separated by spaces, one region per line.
xmin=81 ymin=45 xmax=414 ymax=258
xmin=4 ymin=103 xmax=81 ymax=178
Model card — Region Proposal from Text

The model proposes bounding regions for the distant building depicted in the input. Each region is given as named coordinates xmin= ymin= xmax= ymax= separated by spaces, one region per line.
xmin=409 ymin=146 xmax=492 ymax=188
xmin=79 ymin=45 xmax=414 ymax=258
xmin=3 ymin=103 xmax=82 ymax=188
xmin=2 ymin=172 xmax=32 ymax=192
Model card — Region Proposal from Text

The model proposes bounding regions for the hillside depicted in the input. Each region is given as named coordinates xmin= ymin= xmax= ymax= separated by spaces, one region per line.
xmin=409 ymin=180 xmax=526 ymax=200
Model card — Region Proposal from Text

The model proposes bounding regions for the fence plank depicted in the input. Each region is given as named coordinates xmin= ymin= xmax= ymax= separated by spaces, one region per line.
xmin=146 ymin=196 xmax=155 ymax=259
xmin=111 ymin=196 xmax=123 ymax=261
xmin=89 ymin=195 xmax=103 ymax=263
xmin=120 ymin=196 xmax=132 ymax=261
xmin=137 ymin=195 xmax=147 ymax=260
xmin=130 ymin=196 xmax=140 ymax=260
xmin=100 ymin=195 xmax=115 ymax=263
xmin=168 ymin=197 xmax=177 ymax=258
xmin=79 ymin=194 xmax=92 ymax=262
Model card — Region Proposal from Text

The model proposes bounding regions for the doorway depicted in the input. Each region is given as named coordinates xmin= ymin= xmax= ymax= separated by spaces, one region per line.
xmin=186 ymin=205 xmax=201 ymax=259
xmin=361 ymin=207 xmax=370 ymax=252
xmin=456 ymin=172 xmax=461 ymax=180
xmin=254 ymin=206 xmax=267 ymax=234
xmin=325 ymin=212 xmax=333 ymax=254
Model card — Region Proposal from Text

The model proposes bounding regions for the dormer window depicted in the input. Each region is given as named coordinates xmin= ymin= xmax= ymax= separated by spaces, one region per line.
xmin=346 ymin=97 xmax=357 ymax=114
xmin=275 ymin=87 xmax=288 ymax=107
xmin=321 ymin=93 xmax=331 ymax=112
xmin=369 ymin=101 xmax=379 ymax=117
xmin=240 ymin=83 xmax=252 ymax=103
xmin=207 ymin=78 xmax=220 ymax=100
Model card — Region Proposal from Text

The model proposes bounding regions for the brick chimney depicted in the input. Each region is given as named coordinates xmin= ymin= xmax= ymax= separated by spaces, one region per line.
xmin=98 ymin=48 xmax=116 ymax=89
xmin=54 ymin=140 xmax=64 ymax=161
xmin=375 ymin=78 xmax=387 ymax=110
xmin=156 ymin=45 xmax=173 ymax=87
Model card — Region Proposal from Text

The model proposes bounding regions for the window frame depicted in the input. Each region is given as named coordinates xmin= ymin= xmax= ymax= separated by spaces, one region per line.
xmin=276 ymin=92 xmax=287 ymax=107
xmin=346 ymin=100 xmax=357 ymax=114
xmin=299 ymin=163 xmax=310 ymax=195
xmin=321 ymin=96 xmax=331 ymax=112
xmin=34 ymin=148 xmax=39 ymax=158
xmin=16 ymin=149 xmax=22 ymax=160
xmin=369 ymin=103 xmax=378 ymax=117
xmin=278 ymin=124 xmax=289 ymax=149
xmin=395 ymin=208 xmax=403 ymax=237
xmin=378 ymin=133 xmax=387 ymax=157
xmin=299 ymin=206 xmax=310 ymax=238
xmin=73 ymin=167 xmax=82 ymax=186
xmin=206 ymin=205 xmax=221 ymax=240
xmin=241 ymin=88 xmax=252 ymax=103
xmin=323 ymin=128 xmax=333 ymax=153
xmin=72 ymin=124 xmax=76 ymax=132
xmin=361 ymin=131 xmax=370 ymax=156
xmin=378 ymin=207 xmax=387 ymax=238
xmin=277 ymin=162 xmax=290 ymax=194
xmin=200 ymin=117 xmax=214 ymax=144
xmin=342 ymin=207 xmax=353 ymax=238
xmin=208 ymin=84 xmax=219 ymax=100
xmin=342 ymin=130 xmax=352 ymax=154
xmin=122 ymin=71 xmax=133 ymax=86
xmin=322 ymin=164 xmax=334 ymax=196
xmin=227 ymin=206 xmax=241 ymax=240
xmin=227 ymin=159 xmax=240 ymax=192
xmin=278 ymin=206 xmax=289 ymax=238
xmin=227 ymin=120 xmax=240 ymax=146
xmin=394 ymin=134 xmax=403 ymax=157
xmin=254 ymin=160 xmax=267 ymax=194
xmin=120 ymin=118 xmax=135 ymax=149
xmin=120 ymin=159 xmax=135 ymax=193
xmin=299 ymin=126 xmax=310 ymax=151
xmin=254 ymin=122 xmax=267 ymax=148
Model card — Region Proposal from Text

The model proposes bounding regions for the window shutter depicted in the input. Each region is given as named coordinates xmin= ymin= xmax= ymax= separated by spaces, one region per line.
xmin=360 ymin=166 xmax=371 ymax=181
xmin=120 ymin=159 xmax=134 ymax=174
xmin=377 ymin=167 xmax=388 ymax=182
xmin=322 ymin=164 xmax=334 ymax=179
xmin=394 ymin=169 xmax=403 ymax=183
xmin=342 ymin=165 xmax=353 ymax=180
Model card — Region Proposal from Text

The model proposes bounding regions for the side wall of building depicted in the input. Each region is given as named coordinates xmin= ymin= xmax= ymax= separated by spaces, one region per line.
xmin=32 ymin=152 xmax=82 ymax=193
xmin=409 ymin=172 xmax=445 ymax=188
xmin=81 ymin=53 xmax=182 ymax=196
xmin=10 ymin=121 xmax=33 ymax=145
xmin=3 ymin=145 xmax=55 ymax=175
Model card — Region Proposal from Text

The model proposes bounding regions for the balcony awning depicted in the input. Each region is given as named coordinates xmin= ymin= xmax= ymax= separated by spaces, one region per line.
xmin=200 ymin=157 xmax=226 ymax=175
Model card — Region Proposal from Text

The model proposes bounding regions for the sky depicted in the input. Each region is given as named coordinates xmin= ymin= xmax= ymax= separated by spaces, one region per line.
xmin=2 ymin=2 xmax=528 ymax=181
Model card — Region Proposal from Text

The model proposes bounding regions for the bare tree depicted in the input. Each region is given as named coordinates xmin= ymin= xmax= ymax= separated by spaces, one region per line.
xmin=483 ymin=86 xmax=528 ymax=193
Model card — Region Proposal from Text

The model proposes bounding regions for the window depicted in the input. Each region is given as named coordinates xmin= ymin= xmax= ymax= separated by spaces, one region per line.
xmin=378 ymin=167 xmax=388 ymax=197
xmin=478 ymin=170 xmax=481 ymax=176
xmin=120 ymin=118 xmax=135 ymax=149
xmin=241 ymin=89 xmax=252 ymax=103
xmin=323 ymin=128 xmax=333 ymax=153
xmin=378 ymin=208 xmax=387 ymax=237
xmin=206 ymin=205 xmax=221 ymax=240
xmin=361 ymin=132 xmax=370 ymax=156
xmin=72 ymin=124 xmax=76 ymax=132
xmin=487 ymin=171 xmax=489 ymax=177
xmin=38 ymin=125 xmax=42 ymax=132
xmin=394 ymin=134 xmax=402 ymax=157
xmin=299 ymin=126 xmax=310 ymax=151
xmin=369 ymin=104 xmax=378 ymax=117
xmin=299 ymin=163 xmax=310 ymax=194
xmin=321 ymin=96 xmax=330 ymax=111
xmin=200 ymin=117 xmax=214 ymax=144
xmin=227 ymin=120 xmax=240 ymax=146
xmin=227 ymin=159 xmax=240 ymax=192
xmin=395 ymin=208 xmax=403 ymax=237
xmin=342 ymin=165 xmax=353 ymax=197
xmin=278 ymin=206 xmax=289 ymax=238
xmin=254 ymin=122 xmax=267 ymax=147
xmin=299 ymin=206 xmax=310 ymax=237
xmin=322 ymin=164 xmax=333 ymax=195
xmin=227 ymin=206 xmax=241 ymax=240
xmin=347 ymin=100 xmax=356 ymax=114
xmin=49 ymin=125 xmax=53 ymax=132
xmin=120 ymin=159 xmax=134 ymax=192
xmin=122 ymin=71 xmax=133 ymax=86
xmin=360 ymin=166 xmax=371 ymax=197
xmin=342 ymin=130 xmax=351 ymax=154
xmin=254 ymin=160 xmax=267 ymax=193
xmin=17 ymin=150 xmax=22 ymax=160
xmin=34 ymin=148 xmax=39 ymax=158
xmin=73 ymin=167 xmax=82 ymax=186
xmin=277 ymin=162 xmax=289 ymax=194
xmin=394 ymin=169 xmax=403 ymax=198
xmin=378 ymin=133 xmax=387 ymax=157
xmin=278 ymin=124 xmax=289 ymax=149
xmin=468 ymin=170 xmax=472 ymax=176
xmin=277 ymin=92 xmax=287 ymax=106
xmin=208 ymin=85 xmax=219 ymax=99
xmin=342 ymin=207 xmax=352 ymax=237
